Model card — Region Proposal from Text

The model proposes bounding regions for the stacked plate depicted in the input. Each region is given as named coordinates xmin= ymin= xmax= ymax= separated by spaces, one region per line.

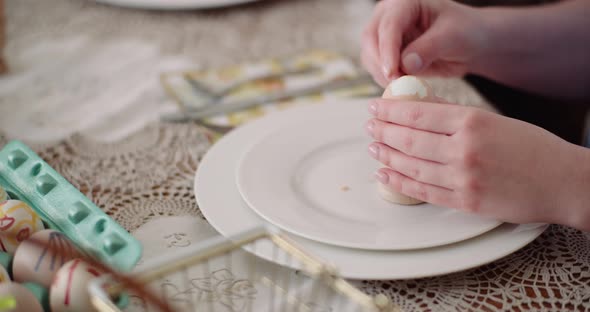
xmin=195 ymin=99 xmax=547 ymax=280
xmin=94 ymin=0 xmax=261 ymax=10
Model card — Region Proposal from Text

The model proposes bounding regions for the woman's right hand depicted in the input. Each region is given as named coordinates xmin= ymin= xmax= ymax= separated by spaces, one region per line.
xmin=361 ymin=0 xmax=487 ymax=86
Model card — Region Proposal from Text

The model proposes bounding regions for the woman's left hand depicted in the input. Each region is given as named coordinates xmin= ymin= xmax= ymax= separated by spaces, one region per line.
xmin=366 ymin=98 xmax=590 ymax=229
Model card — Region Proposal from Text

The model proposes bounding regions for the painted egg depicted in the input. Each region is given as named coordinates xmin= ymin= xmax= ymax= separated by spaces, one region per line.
xmin=0 ymin=283 xmax=44 ymax=312
xmin=0 ymin=200 xmax=45 ymax=254
xmin=50 ymin=259 xmax=104 ymax=312
xmin=0 ymin=185 xmax=7 ymax=203
xmin=13 ymin=230 xmax=80 ymax=287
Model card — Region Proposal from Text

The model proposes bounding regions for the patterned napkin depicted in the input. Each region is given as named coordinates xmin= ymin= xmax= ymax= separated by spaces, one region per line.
xmin=161 ymin=50 xmax=381 ymax=138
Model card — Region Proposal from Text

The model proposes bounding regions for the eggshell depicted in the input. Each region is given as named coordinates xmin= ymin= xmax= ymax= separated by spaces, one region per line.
xmin=50 ymin=259 xmax=104 ymax=312
xmin=0 ymin=185 xmax=7 ymax=203
xmin=0 ymin=283 xmax=44 ymax=312
xmin=0 ymin=200 xmax=45 ymax=254
xmin=13 ymin=230 xmax=79 ymax=287
xmin=379 ymin=75 xmax=436 ymax=206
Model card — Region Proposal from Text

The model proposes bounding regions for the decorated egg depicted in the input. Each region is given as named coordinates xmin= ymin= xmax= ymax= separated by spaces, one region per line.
xmin=13 ymin=230 xmax=79 ymax=287
xmin=50 ymin=259 xmax=104 ymax=312
xmin=0 ymin=200 xmax=45 ymax=254
xmin=0 ymin=283 xmax=44 ymax=312
xmin=0 ymin=185 xmax=7 ymax=203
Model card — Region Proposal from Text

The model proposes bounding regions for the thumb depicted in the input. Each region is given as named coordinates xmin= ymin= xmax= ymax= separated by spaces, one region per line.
xmin=401 ymin=27 xmax=447 ymax=75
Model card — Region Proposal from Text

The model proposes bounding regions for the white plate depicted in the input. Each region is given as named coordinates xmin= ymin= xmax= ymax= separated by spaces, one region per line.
xmin=236 ymin=104 xmax=501 ymax=250
xmin=195 ymin=99 xmax=547 ymax=279
xmin=94 ymin=0 xmax=260 ymax=10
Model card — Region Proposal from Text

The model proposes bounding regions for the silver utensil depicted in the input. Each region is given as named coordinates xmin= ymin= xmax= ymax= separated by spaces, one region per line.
xmin=161 ymin=74 xmax=380 ymax=123
xmin=185 ymin=66 xmax=321 ymax=104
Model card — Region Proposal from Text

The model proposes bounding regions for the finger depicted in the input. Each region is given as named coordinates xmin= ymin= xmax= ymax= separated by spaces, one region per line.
xmin=376 ymin=168 xmax=456 ymax=207
xmin=369 ymin=99 xmax=466 ymax=135
xmin=369 ymin=142 xmax=453 ymax=189
xmin=361 ymin=38 xmax=389 ymax=87
xmin=362 ymin=6 xmax=389 ymax=86
xmin=401 ymin=25 xmax=449 ymax=74
xmin=378 ymin=11 xmax=404 ymax=80
xmin=367 ymin=119 xmax=453 ymax=163
xmin=432 ymin=95 xmax=451 ymax=104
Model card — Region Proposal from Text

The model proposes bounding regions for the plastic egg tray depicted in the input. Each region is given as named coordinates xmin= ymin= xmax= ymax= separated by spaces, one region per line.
xmin=0 ymin=140 xmax=141 ymax=272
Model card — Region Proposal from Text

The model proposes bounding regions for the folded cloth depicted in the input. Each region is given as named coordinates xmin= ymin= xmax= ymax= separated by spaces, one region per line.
xmin=161 ymin=50 xmax=381 ymax=129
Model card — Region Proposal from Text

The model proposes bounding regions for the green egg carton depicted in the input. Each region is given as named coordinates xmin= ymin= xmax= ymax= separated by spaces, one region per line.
xmin=0 ymin=140 xmax=141 ymax=272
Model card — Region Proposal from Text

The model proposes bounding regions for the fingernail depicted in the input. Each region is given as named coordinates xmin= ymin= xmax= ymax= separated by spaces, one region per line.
xmin=402 ymin=53 xmax=422 ymax=73
xmin=382 ymin=64 xmax=391 ymax=80
xmin=368 ymin=144 xmax=379 ymax=159
xmin=375 ymin=170 xmax=389 ymax=184
xmin=365 ymin=120 xmax=375 ymax=135
xmin=368 ymin=101 xmax=378 ymax=116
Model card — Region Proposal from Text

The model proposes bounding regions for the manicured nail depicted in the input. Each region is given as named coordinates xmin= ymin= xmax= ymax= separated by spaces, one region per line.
xmin=365 ymin=120 xmax=375 ymax=135
xmin=368 ymin=144 xmax=379 ymax=159
xmin=375 ymin=170 xmax=389 ymax=184
xmin=368 ymin=101 xmax=378 ymax=116
xmin=402 ymin=52 xmax=423 ymax=73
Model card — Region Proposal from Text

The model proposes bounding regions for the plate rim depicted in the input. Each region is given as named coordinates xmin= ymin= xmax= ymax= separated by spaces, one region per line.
xmin=195 ymin=98 xmax=547 ymax=280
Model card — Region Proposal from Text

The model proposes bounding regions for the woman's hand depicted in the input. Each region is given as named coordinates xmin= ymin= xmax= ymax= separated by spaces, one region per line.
xmin=366 ymin=99 xmax=590 ymax=230
xmin=361 ymin=0 xmax=485 ymax=86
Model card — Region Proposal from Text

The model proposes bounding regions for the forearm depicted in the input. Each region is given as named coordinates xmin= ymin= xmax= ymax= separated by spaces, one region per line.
xmin=470 ymin=0 xmax=590 ymax=100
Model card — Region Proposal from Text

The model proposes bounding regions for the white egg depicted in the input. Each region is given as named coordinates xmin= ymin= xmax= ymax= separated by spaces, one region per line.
xmin=379 ymin=75 xmax=436 ymax=206
xmin=13 ymin=230 xmax=80 ymax=287
xmin=0 ymin=185 xmax=7 ymax=203
xmin=0 ymin=283 xmax=44 ymax=312
xmin=383 ymin=75 xmax=434 ymax=100
xmin=50 ymin=259 xmax=104 ymax=312
xmin=0 ymin=200 xmax=45 ymax=254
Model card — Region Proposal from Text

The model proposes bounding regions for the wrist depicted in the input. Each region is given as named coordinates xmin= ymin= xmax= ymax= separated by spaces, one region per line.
xmin=466 ymin=6 xmax=531 ymax=78
xmin=462 ymin=6 xmax=495 ymax=76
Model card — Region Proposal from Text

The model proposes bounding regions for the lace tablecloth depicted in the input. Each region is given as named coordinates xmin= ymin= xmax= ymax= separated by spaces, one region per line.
xmin=2 ymin=0 xmax=589 ymax=311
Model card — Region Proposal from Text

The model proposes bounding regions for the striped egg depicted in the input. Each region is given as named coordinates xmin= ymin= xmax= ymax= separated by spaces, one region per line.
xmin=50 ymin=259 xmax=104 ymax=312
xmin=13 ymin=230 xmax=79 ymax=287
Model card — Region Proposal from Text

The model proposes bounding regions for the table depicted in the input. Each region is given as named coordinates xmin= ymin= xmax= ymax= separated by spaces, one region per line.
xmin=1 ymin=0 xmax=589 ymax=311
